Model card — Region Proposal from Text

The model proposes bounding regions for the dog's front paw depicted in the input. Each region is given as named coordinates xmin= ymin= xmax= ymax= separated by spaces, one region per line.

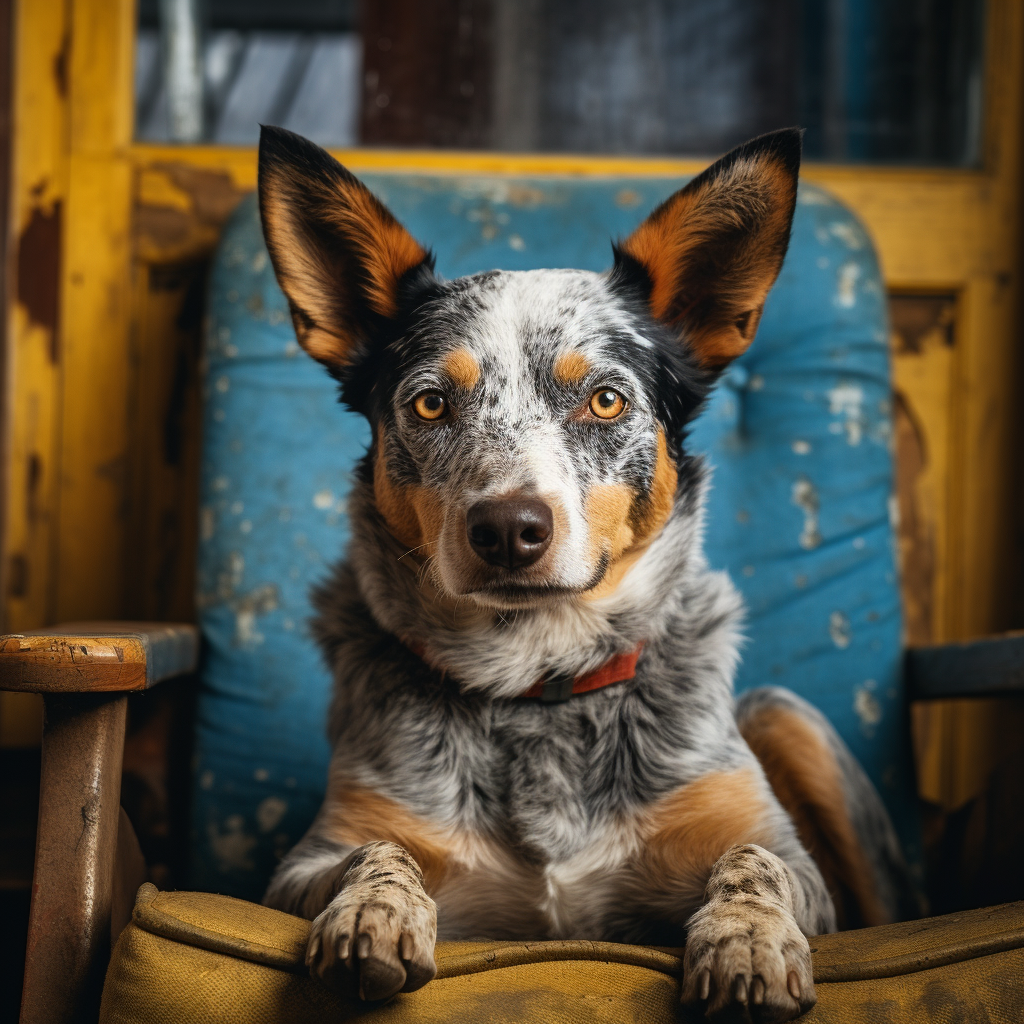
xmin=306 ymin=842 xmax=437 ymax=1001
xmin=681 ymin=899 xmax=815 ymax=1022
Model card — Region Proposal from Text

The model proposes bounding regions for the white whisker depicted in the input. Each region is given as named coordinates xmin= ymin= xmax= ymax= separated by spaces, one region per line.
xmin=416 ymin=555 xmax=435 ymax=589
xmin=398 ymin=543 xmax=430 ymax=563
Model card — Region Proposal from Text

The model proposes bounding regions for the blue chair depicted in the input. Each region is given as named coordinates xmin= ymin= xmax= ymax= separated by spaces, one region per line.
xmin=192 ymin=178 xmax=917 ymax=902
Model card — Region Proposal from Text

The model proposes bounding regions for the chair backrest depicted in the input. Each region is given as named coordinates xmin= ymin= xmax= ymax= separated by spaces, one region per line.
xmin=192 ymin=176 xmax=916 ymax=901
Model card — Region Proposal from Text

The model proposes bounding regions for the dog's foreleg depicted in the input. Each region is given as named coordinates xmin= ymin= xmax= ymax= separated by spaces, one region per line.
xmin=265 ymin=827 xmax=436 ymax=1000
xmin=680 ymin=843 xmax=833 ymax=1022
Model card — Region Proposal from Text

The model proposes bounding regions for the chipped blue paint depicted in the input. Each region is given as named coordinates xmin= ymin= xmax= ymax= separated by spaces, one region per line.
xmin=192 ymin=178 xmax=917 ymax=900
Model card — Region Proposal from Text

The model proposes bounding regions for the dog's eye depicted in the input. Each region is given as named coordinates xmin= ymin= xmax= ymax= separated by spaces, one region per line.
xmin=589 ymin=389 xmax=626 ymax=419
xmin=412 ymin=391 xmax=448 ymax=421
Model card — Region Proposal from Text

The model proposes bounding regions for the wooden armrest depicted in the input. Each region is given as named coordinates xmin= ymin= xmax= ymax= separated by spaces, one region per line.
xmin=0 ymin=621 xmax=199 ymax=693
xmin=906 ymin=631 xmax=1024 ymax=700
xmin=11 ymin=624 xmax=197 ymax=1022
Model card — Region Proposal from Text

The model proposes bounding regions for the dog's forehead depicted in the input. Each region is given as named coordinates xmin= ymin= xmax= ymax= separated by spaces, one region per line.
xmin=436 ymin=268 xmax=647 ymax=363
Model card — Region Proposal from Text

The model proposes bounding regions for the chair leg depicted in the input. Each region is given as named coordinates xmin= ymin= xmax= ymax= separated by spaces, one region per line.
xmin=20 ymin=693 xmax=127 ymax=1024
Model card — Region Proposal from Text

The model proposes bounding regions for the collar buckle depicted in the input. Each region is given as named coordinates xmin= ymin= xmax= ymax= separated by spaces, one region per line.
xmin=539 ymin=672 xmax=576 ymax=704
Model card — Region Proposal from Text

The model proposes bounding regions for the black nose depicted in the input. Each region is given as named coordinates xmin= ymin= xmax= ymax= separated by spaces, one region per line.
xmin=466 ymin=497 xmax=554 ymax=569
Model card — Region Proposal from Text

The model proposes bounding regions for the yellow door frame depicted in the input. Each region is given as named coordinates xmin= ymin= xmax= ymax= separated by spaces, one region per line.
xmin=2 ymin=0 xmax=1022 ymax=764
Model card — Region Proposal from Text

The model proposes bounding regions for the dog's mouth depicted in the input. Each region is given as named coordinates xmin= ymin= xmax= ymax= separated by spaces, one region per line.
xmin=465 ymin=555 xmax=610 ymax=609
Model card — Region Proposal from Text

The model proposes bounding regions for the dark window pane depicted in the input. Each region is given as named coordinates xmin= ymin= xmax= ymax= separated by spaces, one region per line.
xmin=137 ymin=0 xmax=357 ymax=31
xmin=798 ymin=0 xmax=985 ymax=164
xmin=135 ymin=0 xmax=361 ymax=145
xmin=135 ymin=0 xmax=985 ymax=165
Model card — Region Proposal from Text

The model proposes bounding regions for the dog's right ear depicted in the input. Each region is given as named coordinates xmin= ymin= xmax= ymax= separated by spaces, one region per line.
xmin=258 ymin=125 xmax=434 ymax=369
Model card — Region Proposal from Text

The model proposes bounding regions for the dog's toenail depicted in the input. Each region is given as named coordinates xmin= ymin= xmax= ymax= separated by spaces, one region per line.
xmin=733 ymin=975 xmax=748 ymax=1003
xmin=699 ymin=969 xmax=711 ymax=1001
xmin=787 ymin=971 xmax=802 ymax=1000
xmin=357 ymin=933 xmax=372 ymax=959
xmin=751 ymin=976 xmax=765 ymax=1004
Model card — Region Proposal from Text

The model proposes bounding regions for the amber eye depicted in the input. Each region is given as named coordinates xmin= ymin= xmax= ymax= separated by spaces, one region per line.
xmin=589 ymin=389 xmax=626 ymax=419
xmin=413 ymin=391 xmax=448 ymax=421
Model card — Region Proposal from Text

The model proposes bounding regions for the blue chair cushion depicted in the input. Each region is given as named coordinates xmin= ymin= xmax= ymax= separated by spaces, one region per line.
xmin=192 ymin=178 xmax=917 ymax=901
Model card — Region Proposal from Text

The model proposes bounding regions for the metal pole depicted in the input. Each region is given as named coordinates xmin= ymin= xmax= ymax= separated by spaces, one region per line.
xmin=161 ymin=0 xmax=204 ymax=143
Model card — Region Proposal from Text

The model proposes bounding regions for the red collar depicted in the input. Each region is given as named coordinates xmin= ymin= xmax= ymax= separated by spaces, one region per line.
xmin=402 ymin=639 xmax=644 ymax=704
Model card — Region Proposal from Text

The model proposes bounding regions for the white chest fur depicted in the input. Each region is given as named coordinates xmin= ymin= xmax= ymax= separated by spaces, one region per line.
xmin=433 ymin=817 xmax=641 ymax=941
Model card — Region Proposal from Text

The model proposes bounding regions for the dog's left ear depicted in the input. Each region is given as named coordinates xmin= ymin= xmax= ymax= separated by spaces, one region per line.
xmin=258 ymin=125 xmax=434 ymax=370
xmin=615 ymin=128 xmax=801 ymax=369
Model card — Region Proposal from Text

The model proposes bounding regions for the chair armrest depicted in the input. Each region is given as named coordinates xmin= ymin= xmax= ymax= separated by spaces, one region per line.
xmin=0 ymin=621 xmax=199 ymax=693
xmin=906 ymin=631 xmax=1024 ymax=700
xmin=5 ymin=622 xmax=196 ymax=1024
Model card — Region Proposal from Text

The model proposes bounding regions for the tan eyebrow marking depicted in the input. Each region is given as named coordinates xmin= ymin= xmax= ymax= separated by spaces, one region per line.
xmin=553 ymin=349 xmax=592 ymax=385
xmin=442 ymin=348 xmax=480 ymax=390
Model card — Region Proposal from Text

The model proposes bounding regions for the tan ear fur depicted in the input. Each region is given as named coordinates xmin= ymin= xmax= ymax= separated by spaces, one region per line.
xmin=619 ymin=129 xmax=801 ymax=368
xmin=258 ymin=125 xmax=429 ymax=367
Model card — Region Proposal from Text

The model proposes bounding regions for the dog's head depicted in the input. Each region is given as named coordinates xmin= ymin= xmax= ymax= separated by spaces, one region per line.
xmin=258 ymin=127 xmax=800 ymax=611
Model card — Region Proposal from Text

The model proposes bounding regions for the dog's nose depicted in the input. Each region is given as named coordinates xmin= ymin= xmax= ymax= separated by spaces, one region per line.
xmin=466 ymin=497 xmax=554 ymax=569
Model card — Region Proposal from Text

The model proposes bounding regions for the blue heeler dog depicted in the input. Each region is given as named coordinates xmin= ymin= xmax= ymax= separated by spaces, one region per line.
xmin=256 ymin=124 xmax=910 ymax=1021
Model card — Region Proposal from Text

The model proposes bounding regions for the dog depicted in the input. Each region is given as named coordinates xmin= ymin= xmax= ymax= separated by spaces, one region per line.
xmin=256 ymin=124 xmax=910 ymax=1021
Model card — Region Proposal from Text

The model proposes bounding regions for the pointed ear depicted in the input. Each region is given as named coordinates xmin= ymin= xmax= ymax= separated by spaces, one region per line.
xmin=616 ymin=128 xmax=801 ymax=369
xmin=257 ymin=125 xmax=433 ymax=368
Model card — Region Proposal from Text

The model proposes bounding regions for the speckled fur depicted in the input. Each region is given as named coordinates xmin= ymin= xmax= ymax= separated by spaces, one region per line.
xmin=257 ymin=125 xmax=908 ymax=1020
xmin=300 ymin=840 xmax=437 ymax=1000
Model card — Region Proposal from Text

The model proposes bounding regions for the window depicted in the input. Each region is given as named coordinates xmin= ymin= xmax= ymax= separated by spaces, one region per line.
xmin=136 ymin=0 xmax=986 ymax=165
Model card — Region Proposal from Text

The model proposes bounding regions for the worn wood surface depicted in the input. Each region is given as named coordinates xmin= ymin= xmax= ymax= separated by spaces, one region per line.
xmin=0 ymin=635 xmax=148 ymax=692
xmin=20 ymin=692 xmax=127 ymax=1024
xmin=0 ymin=0 xmax=71 ymax=747
xmin=890 ymin=293 xmax=957 ymax=649
xmin=110 ymin=806 xmax=146 ymax=948
xmin=0 ymin=622 xmax=199 ymax=693
xmin=907 ymin=633 xmax=1024 ymax=701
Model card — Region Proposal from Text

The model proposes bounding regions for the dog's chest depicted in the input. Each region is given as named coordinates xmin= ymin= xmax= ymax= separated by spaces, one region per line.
xmin=396 ymin=698 xmax=659 ymax=937
xmin=350 ymin=672 xmax=698 ymax=856
xmin=337 ymin=659 xmax=733 ymax=938
xmin=433 ymin=811 xmax=639 ymax=940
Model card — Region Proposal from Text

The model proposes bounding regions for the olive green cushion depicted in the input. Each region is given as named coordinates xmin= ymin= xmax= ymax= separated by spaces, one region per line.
xmin=100 ymin=885 xmax=1024 ymax=1023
